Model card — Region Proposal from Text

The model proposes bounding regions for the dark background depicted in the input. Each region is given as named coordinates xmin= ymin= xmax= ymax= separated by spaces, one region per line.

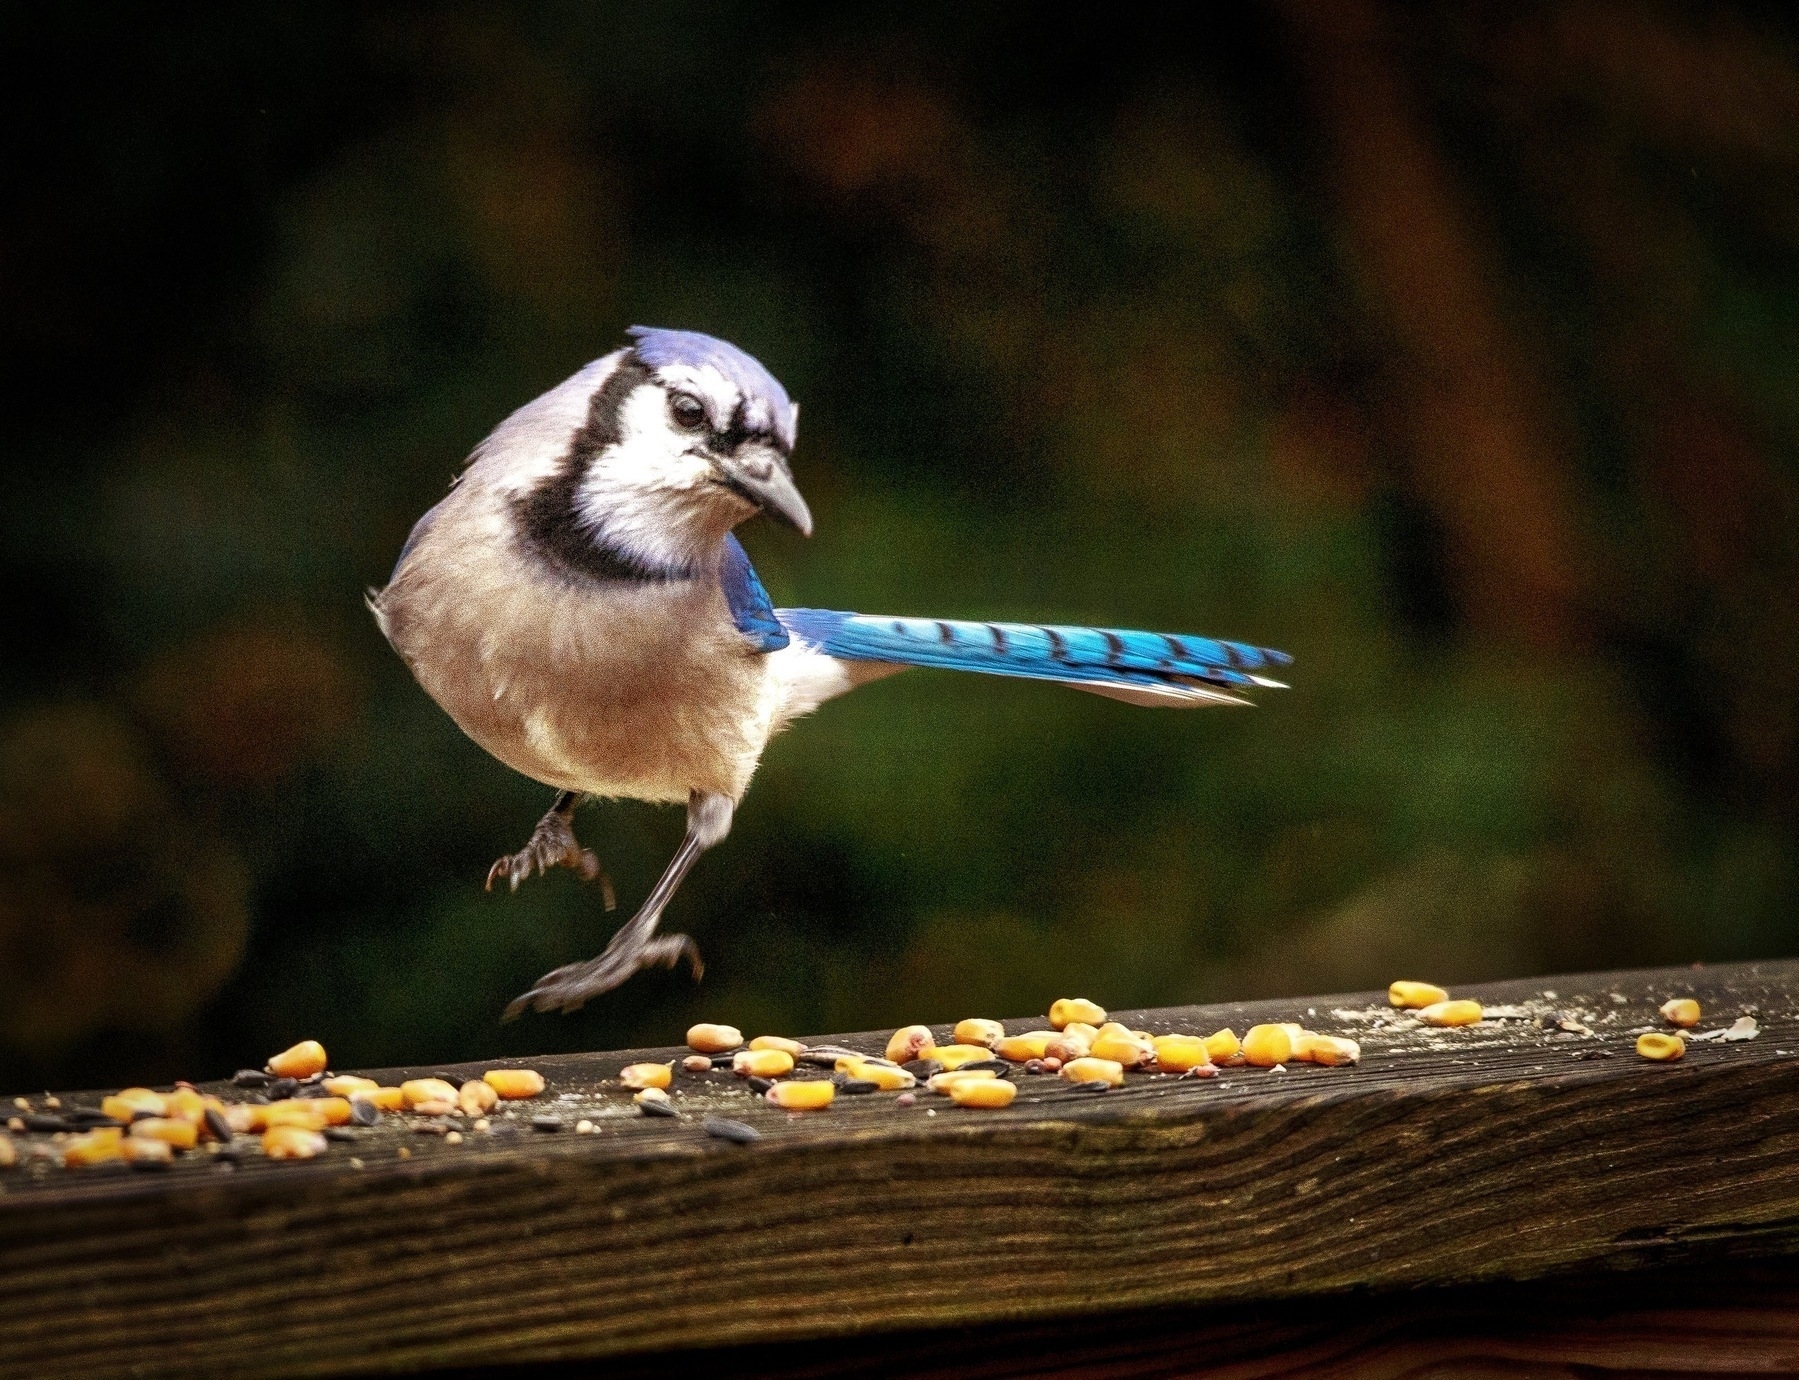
xmin=4 ymin=3 xmax=1795 ymax=1092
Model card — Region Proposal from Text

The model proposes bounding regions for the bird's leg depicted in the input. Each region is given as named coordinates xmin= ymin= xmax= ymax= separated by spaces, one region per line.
xmin=502 ymin=790 xmax=734 ymax=1019
xmin=485 ymin=790 xmax=616 ymax=908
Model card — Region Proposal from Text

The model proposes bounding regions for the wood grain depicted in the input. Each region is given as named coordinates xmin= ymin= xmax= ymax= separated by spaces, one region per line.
xmin=4 ymin=961 xmax=1799 ymax=1379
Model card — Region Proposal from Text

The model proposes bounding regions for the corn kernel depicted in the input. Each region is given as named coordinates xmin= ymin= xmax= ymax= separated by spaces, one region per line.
xmin=1061 ymin=1057 xmax=1125 ymax=1087
xmin=367 ymin=1087 xmax=405 ymax=1112
xmin=458 ymin=1080 xmax=499 ymax=1117
xmin=402 ymin=1078 xmax=460 ymax=1108
xmin=413 ymin=1099 xmax=458 ymax=1117
xmin=950 ymin=1078 xmax=1018 ymax=1108
xmin=129 ymin=1117 xmax=198 ymax=1150
xmin=1660 ymin=998 xmax=1701 ymax=1028
xmin=885 ymin=1025 xmax=936 ymax=1063
xmin=164 ymin=1087 xmax=207 ymax=1123
xmin=1418 ymin=1000 xmax=1483 ymax=1027
xmin=1293 ymin=1033 xmax=1361 ymax=1066
xmin=1044 ymin=1034 xmax=1091 ymax=1063
xmin=928 ymin=1069 xmax=997 ymax=1094
xmin=1153 ymin=1034 xmax=1212 ymax=1073
xmin=120 ymin=1136 xmax=173 ymax=1166
xmin=1389 ymin=981 xmax=1449 ymax=1009
xmin=1204 ymin=1029 xmax=1241 ymax=1063
xmin=1637 ymin=1031 xmax=1685 ymax=1061
xmin=225 ymin=1104 xmax=267 ymax=1133
xmin=1090 ymin=1031 xmax=1155 ymax=1067
xmin=994 ymin=1032 xmax=1057 ymax=1062
xmin=930 ymin=1044 xmax=995 ymax=1070
xmin=102 ymin=1087 xmax=167 ymax=1122
xmin=482 ymin=1068 xmax=546 ymax=1099
xmin=687 ymin=1023 xmax=743 ymax=1053
xmin=620 ymin=1062 xmax=673 ymax=1090
xmin=732 ymin=1048 xmax=794 ymax=1078
xmin=634 ymin=1087 xmax=671 ymax=1107
xmin=749 ymin=1035 xmax=805 ymax=1056
xmin=767 ymin=1080 xmax=835 ymax=1110
xmin=1049 ymin=997 xmax=1107 ymax=1030
xmin=953 ymin=1018 xmax=1006 ymax=1047
xmin=262 ymin=1125 xmax=328 ymax=1159
xmin=0 ymin=1135 xmax=16 ymax=1169
xmin=682 ymin=1055 xmax=713 ymax=1072
xmin=63 ymin=1128 xmax=123 ymax=1167
xmin=838 ymin=1058 xmax=915 ymax=1091
xmin=267 ymin=1040 xmax=329 ymax=1079
xmin=263 ymin=1100 xmax=330 ymax=1130
xmin=323 ymin=1075 xmax=380 ymax=1097
xmin=1242 ymin=1024 xmax=1293 ymax=1067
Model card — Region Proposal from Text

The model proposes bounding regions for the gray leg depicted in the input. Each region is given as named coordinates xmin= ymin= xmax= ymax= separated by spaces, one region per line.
xmin=502 ymin=790 xmax=733 ymax=1019
xmin=486 ymin=790 xmax=616 ymax=909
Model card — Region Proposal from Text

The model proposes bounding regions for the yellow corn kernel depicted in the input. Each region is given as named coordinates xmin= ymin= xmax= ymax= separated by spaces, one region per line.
xmin=102 ymin=1087 xmax=168 ymax=1122
xmin=1293 ymin=1033 xmax=1361 ymax=1066
xmin=63 ymin=1128 xmax=123 ymax=1167
xmin=767 ymin=1080 xmax=835 ymax=1110
xmin=458 ymin=1079 xmax=499 ymax=1117
xmin=686 ymin=1022 xmax=743 ymax=1053
xmin=1417 ymin=1000 xmax=1483 ymax=1027
xmin=748 ymin=1035 xmax=805 ymax=1056
xmin=994 ymin=1032 xmax=1057 ymax=1062
xmin=367 ymin=1086 xmax=405 ymax=1112
xmin=0 ymin=1135 xmax=16 ymax=1169
xmin=129 ymin=1117 xmax=198 ymax=1150
xmin=1049 ymin=997 xmax=1107 ymax=1030
xmin=1388 ymin=980 xmax=1449 ymax=1009
xmin=1637 ymin=1031 xmax=1686 ymax=1061
xmin=930 ymin=1044 xmax=995 ymax=1070
xmin=732 ymin=1048 xmax=794 ymax=1078
xmin=953 ymin=1018 xmax=1006 ymax=1048
xmin=839 ymin=1059 xmax=915 ymax=1091
xmin=401 ymin=1078 xmax=460 ymax=1108
xmin=1242 ymin=1024 xmax=1293 ymax=1067
xmin=885 ymin=1025 xmax=936 ymax=1063
xmin=263 ymin=1100 xmax=329 ymax=1131
xmin=1060 ymin=1057 xmax=1125 ymax=1087
xmin=950 ymin=1078 xmax=1018 ymax=1108
xmin=482 ymin=1069 xmax=546 ymax=1099
xmin=634 ymin=1087 xmax=671 ymax=1107
xmin=1204 ymin=1029 xmax=1241 ymax=1062
xmin=224 ymin=1103 xmax=268 ymax=1134
xmin=164 ymin=1087 xmax=207 ymax=1123
xmin=620 ymin=1062 xmax=673 ymax=1091
xmin=682 ymin=1055 xmax=713 ymax=1072
xmin=928 ymin=1069 xmax=997 ymax=1095
xmin=1090 ymin=1031 xmax=1155 ymax=1067
xmin=323 ymin=1075 xmax=380 ymax=1097
xmin=1660 ymin=998 xmax=1701 ymax=1028
xmin=120 ymin=1136 xmax=173 ymax=1167
xmin=1153 ymin=1034 xmax=1212 ymax=1073
xmin=1044 ymin=1034 xmax=1091 ymax=1063
xmin=413 ymin=1099 xmax=458 ymax=1117
xmin=267 ymin=1040 xmax=329 ymax=1079
xmin=262 ymin=1125 xmax=328 ymax=1159
xmin=1063 ymin=1021 xmax=1100 ymax=1042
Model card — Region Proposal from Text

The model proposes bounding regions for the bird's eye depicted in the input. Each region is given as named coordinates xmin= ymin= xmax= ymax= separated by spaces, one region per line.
xmin=670 ymin=393 xmax=707 ymax=431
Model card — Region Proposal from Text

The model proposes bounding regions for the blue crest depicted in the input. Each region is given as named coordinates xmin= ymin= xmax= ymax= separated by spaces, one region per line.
xmin=627 ymin=327 xmax=796 ymax=450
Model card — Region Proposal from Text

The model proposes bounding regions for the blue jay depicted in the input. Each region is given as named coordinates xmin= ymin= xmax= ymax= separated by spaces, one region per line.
xmin=370 ymin=328 xmax=1290 ymax=1018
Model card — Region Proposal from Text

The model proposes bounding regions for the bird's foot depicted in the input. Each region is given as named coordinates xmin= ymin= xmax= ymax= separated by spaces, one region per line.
xmin=502 ymin=933 xmax=703 ymax=1020
xmin=486 ymin=808 xmax=616 ymax=907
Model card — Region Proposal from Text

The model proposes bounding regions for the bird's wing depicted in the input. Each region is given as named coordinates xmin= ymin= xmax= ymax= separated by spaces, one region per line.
xmin=773 ymin=609 xmax=1289 ymax=707
xmin=720 ymin=534 xmax=792 ymax=653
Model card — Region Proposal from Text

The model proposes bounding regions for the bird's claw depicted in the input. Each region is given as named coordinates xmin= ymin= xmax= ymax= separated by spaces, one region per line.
xmin=502 ymin=933 xmax=703 ymax=1020
xmin=485 ymin=811 xmax=614 ymax=907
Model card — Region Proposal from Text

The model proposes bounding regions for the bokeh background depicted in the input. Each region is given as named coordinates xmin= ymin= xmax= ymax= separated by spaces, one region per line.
xmin=4 ymin=3 xmax=1796 ymax=1092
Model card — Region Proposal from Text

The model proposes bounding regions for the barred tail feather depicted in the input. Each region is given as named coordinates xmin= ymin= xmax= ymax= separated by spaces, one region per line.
xmin=774 ymin=609 xmax=1289 ymax=708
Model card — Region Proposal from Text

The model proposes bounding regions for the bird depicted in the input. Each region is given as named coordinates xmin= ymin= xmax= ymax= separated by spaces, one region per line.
xmin=369 ymin=327 xmax=1291 ymax=1018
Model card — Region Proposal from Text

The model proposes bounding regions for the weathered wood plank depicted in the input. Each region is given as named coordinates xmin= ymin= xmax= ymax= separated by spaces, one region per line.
xmin=3 ymin=960 xmax=1798 ymax=1379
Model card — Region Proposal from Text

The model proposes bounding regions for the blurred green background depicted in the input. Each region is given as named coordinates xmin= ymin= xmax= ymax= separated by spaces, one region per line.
xmin=3 ymin=3 xmax=1796 ymax=1092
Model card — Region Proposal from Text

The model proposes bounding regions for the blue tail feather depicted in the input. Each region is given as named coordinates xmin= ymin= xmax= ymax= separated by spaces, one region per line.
xmin=775 ymin=608 xmax=1290 ymax=700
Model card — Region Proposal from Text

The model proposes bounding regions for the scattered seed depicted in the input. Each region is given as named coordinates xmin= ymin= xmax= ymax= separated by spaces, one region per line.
xmin=1022 ymin=1059 xmax=1046 ymax=1075
xmin=267 ymin=1041 xmax=329 ymax=1080
xmin=620 ymin=1063 xmax=674 ymax=1091
xmin=994 ymin=1033 xmax=1056 ymax=1062
xmin=23 ymin=1115 xmax=70 ymax=1134
xmin=1072 ymin=1080 xmax=1114 ymax=1092
xmin=232 ymin=1069 xmax=272 ymax=1088
xmin=1293 ymin=1033 xmax=1361 ymax=1066
xmin=767 ymin=1080 xmax=835 ymax=1110
xmin=1637 ymin=1032 xmax=1686 ymax=1062
xmin=703 ymin=1117 xmax=760 ymax=1144
xmin=323 ymin=1127 xmax=359 ymax=1143
xmin=342 ymin=1098 xmax=376 ymax=1129
xmin=1049 ymin=997 xmax=1106 ymax=1030
xmin=401 ymin=1078 xmax=460 ymax=1109
xmin=953 ymin=1018 xmax=1006 ymax=1048
xmin=885 ymin=1025 xmax=936 ymax=1064
xmin=575 ymin=1119 xmax=595 ymax=1134
xmin=901 ymin=1058 xmax=944 ymax=1080
xmin=709 ymin=1055 xmax=738 ymax=1070
xmin=129 ymin=1117 xmax=198 ymax=1150
xmin=1179 ymin=1064 xmax=1220 ymax=1079
xmin=682 ymin=1055 xmax=713 ymax=1073
xmin=957 ymin=1058 xmax=1012 ymax=1075
xmin=322 ymin=1075 xmax=380 ymax=1098
xmin=1388 ymin=981 xmax=1449 ymax=1009
xmin=121 ymin=1137 xmax=173 ymax=1168
xmin=10 ymin=1098 xmax=26 ymax=1113
xmin=267 ymin=1078 xmax=299 ymax=1101
xmin=483 ymin=1069 xmax=547 ymax=1099
xmin=100 ymin=1088 xmax=167 ymax=1122
xmin=950 ymin=1078 xmax=1018 ymax=1108
xmin=1091 ymin=1030 xmax=1155 ymax=1068
xmin=836 ymin=1059 xmax=915 ymax=1091
xmin=1152 ymin=1034 xmax=1212 ymax=1073
xmin=264 ymin=1126 xmax=328 ymax=1159
xmin=530 ymin=1115 xmax=563 ymax=1133
xmin=746 ymin=1076 xmax=775 ymax=1094
xmin=1204 ymin=1029 xmax=1241 ymax=1063
xmin=1242 ymin=1025 xmax=1293 ymax=1067
xmin=1060 ymin=1057 xmax=1125 ymax=1088
xmin=640 ymin=1098 xmax=679 ymax=1119
xmin=928 ymin=1069 xmax=996 ymax=1095
xmin=0 ymin=1135 xmax=15 ymax=1169
xmin=749 ymin=1035 xmax=806 ymax=1056
xmin=895 ymin=1092 xmax=916 ymax=1107
xmin=1417 ymin=1000 xmax=1484 ymax=1028
xmin=836 ymin=1079 xmax=879 ymax=1095
xmin=732 ymin=1049 xmax=794 ymax=1078
xmin=1659 ymin=998 xmax=1702 ymax=1028
xmin=687 ymin=1023 xmax=744 ymax=1054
